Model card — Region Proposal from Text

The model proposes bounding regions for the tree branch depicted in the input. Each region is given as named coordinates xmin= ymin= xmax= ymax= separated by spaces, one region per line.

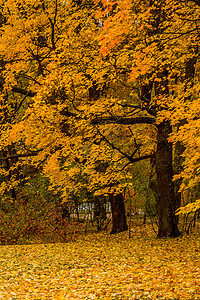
xmin=96 ymin=127 xmax=154 ymax=164
xmin=118 ymin=154 xmax=153 ymax=171
xmin=12 ymin=86 xmax=36 ymax=97
xmin=97 ymin=127 xmax=135 ymax=161
xmin=0 ymin=150 xmax=42 ymax=161
xmin=91 ymin=116 xmax=156 ymax=126
xmin=189 ymin=0 xmax=200 ymax=6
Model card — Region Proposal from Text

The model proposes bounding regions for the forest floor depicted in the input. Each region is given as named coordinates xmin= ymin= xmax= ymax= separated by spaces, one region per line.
xmin=0 ymin=220 xmax=200 ymax=299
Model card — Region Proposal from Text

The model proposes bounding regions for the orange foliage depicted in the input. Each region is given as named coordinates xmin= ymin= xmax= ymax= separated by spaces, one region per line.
xmin=0 ymin=0 xmax=200 ymax=218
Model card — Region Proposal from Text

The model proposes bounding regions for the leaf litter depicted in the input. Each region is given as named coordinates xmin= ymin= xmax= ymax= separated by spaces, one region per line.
xmin=0 ymin=227 xmax=199 ymax=299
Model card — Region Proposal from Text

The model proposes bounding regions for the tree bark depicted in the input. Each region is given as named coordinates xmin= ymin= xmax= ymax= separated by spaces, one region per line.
xmin=1 ymin=145 xmax=21 ymax=202
xmin=93 ymin=196 xmax=107 ymax=231
xmin=109 ymin=193 xmax=128 ymax=234
xmin=173 ymin=55 xmax=197 ymax=224
xmin=156 ymin=121 xmax=180 ymax=237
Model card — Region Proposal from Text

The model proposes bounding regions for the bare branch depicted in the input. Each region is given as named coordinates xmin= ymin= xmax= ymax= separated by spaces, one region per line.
xmin=0 ymin=150 xmax=42 ymax=161
xmin=12 ymin=86 xmax=36 ymax=97
xmin=118 ymin=154 xmax=153 ymax=171
xmin=92 ymin=116 xmax=156 ymax=126
xmin=189 ymin=0 xmax=200 ymax=6
xmin=96 ymin=127 xmax=154 ymax=164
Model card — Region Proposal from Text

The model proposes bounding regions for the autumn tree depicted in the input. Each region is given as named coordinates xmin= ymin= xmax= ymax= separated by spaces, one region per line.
xmin=88 ymin=0 xmax=200 ymax=236
xmin=1 ymin=0 xmax=200 ymax=239
xmin=86 ymin=0 xmax=178 ymax=237
xmin=0 ymin=0 xmax=166 ymax=236
xmin=0 ymin=0 xmax=129 ymax=234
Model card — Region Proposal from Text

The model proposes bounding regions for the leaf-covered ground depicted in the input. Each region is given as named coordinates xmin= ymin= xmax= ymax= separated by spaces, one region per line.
xmin=0 ymin=225 xmax=200 ymax=299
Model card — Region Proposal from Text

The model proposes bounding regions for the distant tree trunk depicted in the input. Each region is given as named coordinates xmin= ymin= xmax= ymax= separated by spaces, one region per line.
xmin=73 ymin=197 xmax=80 ymax=221
xmin=61 ymin=202 xmax=70 ymax=219
xmin=94 ymin=196 xmax=107 ymax=231
xmin=109 ymin=193 xmax=128 ymax=234
xmin=156 ymin=121 xmax=180 ymax=237
xmin=1 ymin=144 xmax=21 ymax=202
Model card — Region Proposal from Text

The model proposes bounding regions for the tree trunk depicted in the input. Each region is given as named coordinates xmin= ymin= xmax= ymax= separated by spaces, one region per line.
xmin=156 ymin=121 xmax=180 ymax=237
xmin=174 ymin=55 xmax=197 ymax=211
xmin=94 ymin=196 xmax=107 ymax=231
xmin=109 ymin=193 xmax=128 ymax=234
xmin=94 ymin=197 xmax=106 ymax=231
xmin=1 ymin=145 xmax=20 ymax=202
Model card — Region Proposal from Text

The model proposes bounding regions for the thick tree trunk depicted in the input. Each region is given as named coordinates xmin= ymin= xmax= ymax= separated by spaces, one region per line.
xmin=173 ymin=55 xmax=197 ymax=226
xmin=156 ymin=121 xmax=180 ymax=237
xmin=173 ymin=139 xmax=184 ymax=225
xmin=109 ymin=193 xmax=128 ymax=234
